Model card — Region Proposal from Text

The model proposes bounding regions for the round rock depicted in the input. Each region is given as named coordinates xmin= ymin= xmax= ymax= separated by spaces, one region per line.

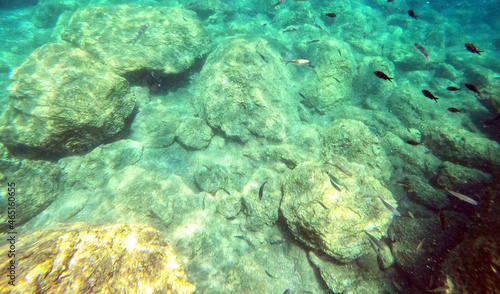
xmin=281 ymin=161 xmax=396 ymax=262
xmin=176 ymin=117 xmax=213 ymax=150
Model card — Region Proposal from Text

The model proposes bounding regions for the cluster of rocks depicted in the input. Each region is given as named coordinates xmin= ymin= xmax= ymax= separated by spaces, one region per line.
xmin=0 ymin=5 xmax=209 ymax=154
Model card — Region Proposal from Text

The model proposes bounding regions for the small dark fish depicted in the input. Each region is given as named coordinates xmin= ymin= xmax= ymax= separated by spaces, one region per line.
xmin=414 ymin=43 xmax=429 ymax=61
xmin=388 ymin=0 xmax=394 ymax=2
xmin=338 ymin=49 xmax=342 ymax=56
xmin=465 ymin=83 xmax=482 ymax=97
xmin=448 ymin=107 xmax=461 ymax=113
xmin=407 ymin=140 xmax=423 ymax=146
xmin=307 ymin=220 xmax=321 ymax=226
xmin=133 ymin=24 xmax=149 ymax=43
xmin=422 ymin=89 xmax=439 ymax=102
xmin=333 ymin=76 xmax=341 ymax=83
xmin=283 ymin=289 xmax=290 ymax=294
xmin=316 ymin=200 xmax=328 ymax=209
xmin=326 ymin=171 xmax=347 ymax=190
xmin=396 ymin=181 xmax=412 ymax=189
xmin=446 ymin=86 xmax=461 ymax=91
xmin=363 ymin=32 xmax=366 ymax=40
xmin=241 ymin=198 xmax=253 ymax=216
xmin=220 ymin=188 xmax=231 ymax=195
xmin=265 ymin=269 xmax=277 ymax=279
xmin=326 ymin=13 xmax=337 ymax=18
xmin=257 ymin=51 xmax=268 ymax=63
xmin=381 ymin=44 xmax=385 ymax=51
xmin=465 ymin=43 xmax=483 ymax=55
xmin=438 ymin=211 xmax=445 ymax=231
xmin=483 ymin=115 xmax=500 ymax=127
xmin=388 ymin=226 xmax=396 ymax=242
xmin=270 ymin=239 xmax=286 ymax=245
xmin=329 ymin=179 xmax=341 ymax=191
xmin=313 ymin=23 xmax=324 ymax=30
xmin=417 ymin=238 xmax=425 ymax=256
xmin=259 ymin=181 xmax=268 ymax=200
xmin=262 ymin=23 xmax=267 ymax=27
xmin=379 ymin=197 xmax=401 ymax=216
xmin=283 ymin=28 xmax=298 ymax=33
xmin=323 ymin=160 xmax=352 ymax=177
xmin=273 ymin=0 xmax=284 ymax=7
xmin=307 ymin=39 xmax=320 ymax=45
xmin=298 ymin=92 xmax=307 ymax=100
xmin=408 ymin=10 xmax=418 ymax=19
xmin=234 ymin=235 xmax=254 ymax=247
xmin=374 ymin=71 xmax=393 ymax=82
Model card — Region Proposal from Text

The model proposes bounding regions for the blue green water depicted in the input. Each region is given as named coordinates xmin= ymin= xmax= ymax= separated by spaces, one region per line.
xmin=0 ymin=0 xmax=499 ymax=293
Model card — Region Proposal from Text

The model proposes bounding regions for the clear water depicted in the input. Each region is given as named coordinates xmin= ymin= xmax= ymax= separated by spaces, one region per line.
xmin=0 ymin=0 xmax=499 ymax=293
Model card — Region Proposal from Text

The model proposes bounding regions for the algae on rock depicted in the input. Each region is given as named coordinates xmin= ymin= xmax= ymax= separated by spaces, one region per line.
xmin=0 ymin=224 xmax=195 ymax=294
xmin=322 ymin=119 xmax=392 ymax=183
xmin=0 ymin=43 xmax=135 ymax=153
xmin=61 ymin=5 xmax=209 ymax=75
xmin=0 ymin=143 xmax=62 ymax=229
xmin=194 ymin=37 xmax=299 ymax=142
xmin=281 ymin=161 xmax=396 ymax=262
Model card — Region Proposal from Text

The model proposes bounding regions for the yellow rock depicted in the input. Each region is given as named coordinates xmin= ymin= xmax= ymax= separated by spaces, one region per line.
xmin=0 ymin=224 xmax=195 ymax=294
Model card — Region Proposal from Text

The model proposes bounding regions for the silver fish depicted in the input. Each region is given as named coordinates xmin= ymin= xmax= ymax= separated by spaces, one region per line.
xmin=326 ymin=171 xmax=348 ymax=190
xmin=379 ymin=197 xmax=401 ymax=216
xmin=133 ymin=24 xmax=149 ymax=43
xmin=444 ymin=188 xmax=478 ymax=205
xmin=273 ymin=0 xmax=284 ymax=7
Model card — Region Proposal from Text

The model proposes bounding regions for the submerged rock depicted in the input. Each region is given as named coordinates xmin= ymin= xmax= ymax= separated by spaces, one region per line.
xmin=281 ymin=161 xmax=396 ymax=262
xmin=61 ymin=5 xmax=209 ymax=75
xmin=0 ymin=143 xmax=62 ymax=229
xmin=426 ymin=123 xmax=500 ymax=173
xmin=193 ymin=164 xmax=232 ymax=194
xmin=322 ymin=119 xmax=392 ymax=183
xmin=0 ymin=224 xmax=195 ymax=293
xmin=296 ymin=40 xmax=356 ymax=113
xmin=439 ymin=195 xmax=500 ymax=294
xmin=129 ymin=100 xmax=180 ymax=148
xmin=194 ymin=37 xmax=299 ymax=142
xmin=437 ymin=161 xmax=492 ymax=193
xmin=176 ymin=117 xmax=213 ymax=150
xmin=0 ymin=43 xmax=135 ymax=154
xmin=480 ymin=81 xmax=500 ymax=113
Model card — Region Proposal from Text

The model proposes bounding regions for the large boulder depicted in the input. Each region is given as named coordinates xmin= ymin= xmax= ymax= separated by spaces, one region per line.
xmin=194 ymin=37 xmax=299 ymax=142
xmin=0 ymin=43 xmax=135 ymax=153
xmin=0 ymin=224 xmax=195 ymax=294
xmin=297 ymin=40 xmax=357 ymax=113
xmin=61 ymin=5 xmax=209 ymax=75
xmin=281 ymin=161 xmax=397 ymax=262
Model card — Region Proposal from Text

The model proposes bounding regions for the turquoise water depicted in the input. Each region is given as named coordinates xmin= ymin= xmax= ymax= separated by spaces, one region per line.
xmin=0 ymin=0 xmax=499 ymax=293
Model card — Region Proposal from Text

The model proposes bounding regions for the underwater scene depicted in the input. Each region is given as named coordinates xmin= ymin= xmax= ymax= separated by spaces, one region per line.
xmin=0 ymin=0 xmax=499 ymax=293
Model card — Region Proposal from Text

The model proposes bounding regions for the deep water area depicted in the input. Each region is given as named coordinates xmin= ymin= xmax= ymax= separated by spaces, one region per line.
xmin=0 ymin=0 xmax=499 ymax=293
